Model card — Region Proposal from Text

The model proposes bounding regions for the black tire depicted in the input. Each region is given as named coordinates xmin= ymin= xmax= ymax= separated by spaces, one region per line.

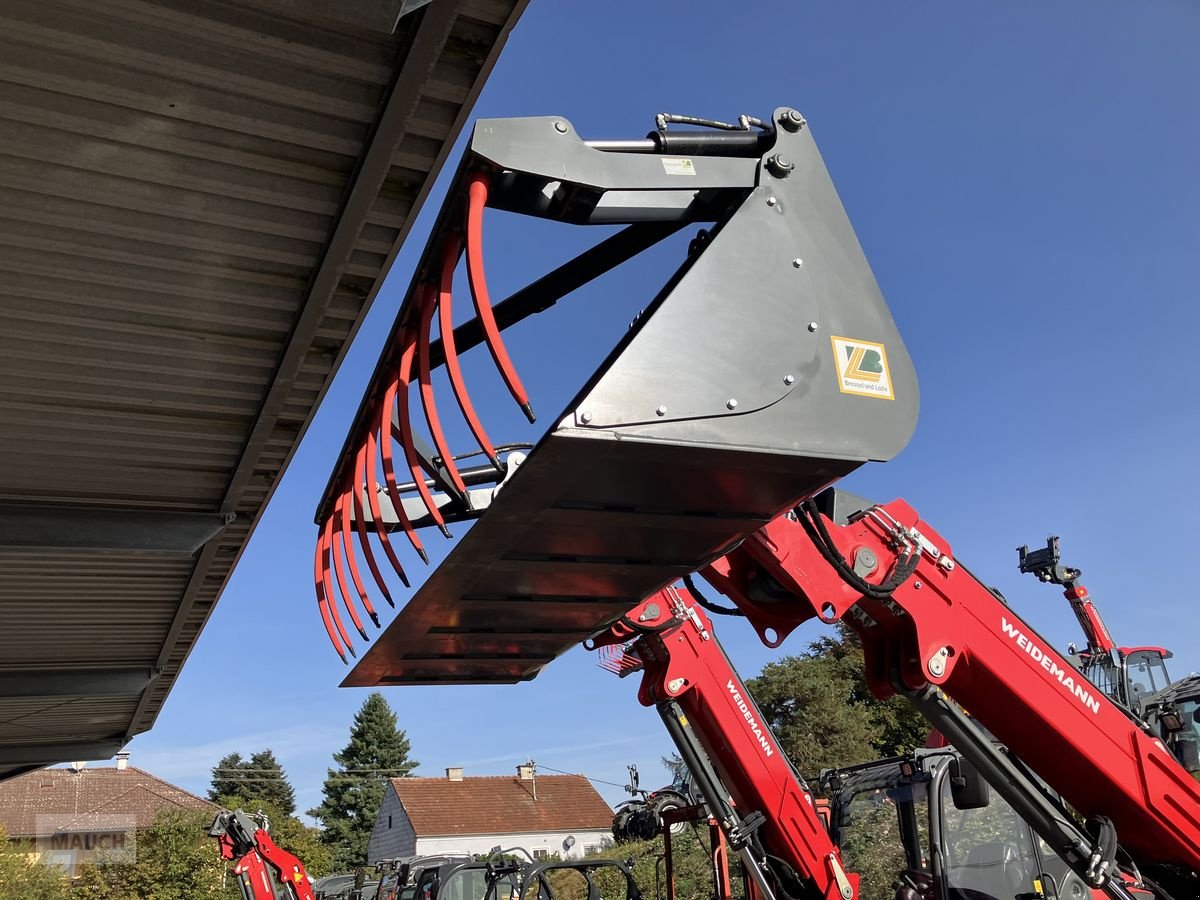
xmin=652 ymin=792 xmax=690 ymax=836
xmin=611 ymin=806 xmax=636 ymax=842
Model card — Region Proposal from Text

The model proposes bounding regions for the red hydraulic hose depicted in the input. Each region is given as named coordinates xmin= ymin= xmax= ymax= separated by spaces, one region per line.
xmin=437 ymin=230 xmax=502 ymax=469
xmin=465 ymin=171 xmax=535 ymax=423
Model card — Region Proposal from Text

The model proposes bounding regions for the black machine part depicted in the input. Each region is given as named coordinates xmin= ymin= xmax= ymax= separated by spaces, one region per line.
xmin=1017 ymin=536 xmax=1082 ymax=586
xmin=339 ymin=107 xmax=918 ymax=688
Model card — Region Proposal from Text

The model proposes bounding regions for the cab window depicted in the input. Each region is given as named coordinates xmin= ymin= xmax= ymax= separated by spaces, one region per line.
xmin=940 ymin=778 xmax=1039 ymax=899
xmin=838 ymin=783 xmax=929 ymax=900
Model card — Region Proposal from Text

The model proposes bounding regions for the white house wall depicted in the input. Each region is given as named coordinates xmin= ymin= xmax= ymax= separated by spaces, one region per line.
xmin=415 ymin=829 xmax=612 ymax=861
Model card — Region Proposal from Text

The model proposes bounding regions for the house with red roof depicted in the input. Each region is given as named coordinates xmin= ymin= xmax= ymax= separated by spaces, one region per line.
xmin=0 ymin=751 xmax=216 ymax=876
xmin=367 ymin=765 xmax=612 ymax=864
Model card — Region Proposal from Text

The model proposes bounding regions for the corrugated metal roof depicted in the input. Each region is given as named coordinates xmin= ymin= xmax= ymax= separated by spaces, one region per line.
xmin=0 ymin=0 xmax=528 ymax=781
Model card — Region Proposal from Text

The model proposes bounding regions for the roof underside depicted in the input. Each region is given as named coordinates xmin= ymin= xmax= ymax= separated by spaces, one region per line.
xmin=0 ymin=0 xmax=526 ymax=782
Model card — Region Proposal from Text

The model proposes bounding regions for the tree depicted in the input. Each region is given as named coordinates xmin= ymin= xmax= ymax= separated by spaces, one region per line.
xmin=246 ymin=750 xmax=297 ymax=816
xmin=208 ymin=752 xmax=248 ymax=804
xmin=309 ymin=692 xmax=419 ymax=870
xmin=70 ymin=808 xmax=229 ymax=900
xmin=0 ymin=826 xmax=69 ymax=900
xmin=745 ymin=627 xmax=928 ymax=775
xmin=264 ymin=803 xmax=333 ymax=879
xmin=209 ymin=749 xmax=297 ymax=816
xmin=661 ymin=753 xmax=688 ymax=783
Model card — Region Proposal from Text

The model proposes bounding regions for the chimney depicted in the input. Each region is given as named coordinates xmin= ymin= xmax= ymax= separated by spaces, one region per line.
xmin=517 ymin=761 xmax=536 ymax=800
xmin=446 ymin=767 xmax=463 ymax=782
xmin=116 ymin=751 xmax=130 ymax=771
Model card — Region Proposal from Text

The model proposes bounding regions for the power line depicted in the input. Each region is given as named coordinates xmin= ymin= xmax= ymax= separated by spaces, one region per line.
xmin=534 ymin=763 xmax=628 ymax=790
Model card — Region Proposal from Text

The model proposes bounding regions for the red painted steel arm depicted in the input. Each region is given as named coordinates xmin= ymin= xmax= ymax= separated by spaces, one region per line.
xmin=232 ymin=849 xmax=280 ymax=900
xmin=592 ymin=589 xmax=858 ymax=900
xmin=1064 ymin=583 xmax=1118 ymax=656
xmin=251 ymin=827 xmax=316 ymax=900
xmin=705 ymin=499 xmax=1200 ymax=876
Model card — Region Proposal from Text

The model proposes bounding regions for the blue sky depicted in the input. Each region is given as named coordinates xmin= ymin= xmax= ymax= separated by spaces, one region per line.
xmin=128 ymin=0 xmax=1200 ymax=821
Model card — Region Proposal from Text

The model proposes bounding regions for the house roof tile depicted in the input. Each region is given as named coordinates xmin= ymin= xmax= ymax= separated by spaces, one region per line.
xmin=0 ymin=766 xmax=215 ymax=838
xmin=391 ymin=774 xmax=611 ymax=836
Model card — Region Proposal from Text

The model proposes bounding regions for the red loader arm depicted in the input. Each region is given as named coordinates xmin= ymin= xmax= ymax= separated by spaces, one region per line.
xmin=212 ymin=810 xmax=316 ymax=900
xmin=1064 ymin=582 xmax=1118 ymax=658
xmin=589 ymin=588 xmax=857 ymax=900
xmin=705 ymin=493 xmax=1200 ymax=897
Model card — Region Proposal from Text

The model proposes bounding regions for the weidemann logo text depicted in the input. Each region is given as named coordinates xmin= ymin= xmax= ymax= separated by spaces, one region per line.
xmin=727 ymin=680 xmax=775 ymax=756
xmin=1002 ymin=618 xmax=1101 ymax=714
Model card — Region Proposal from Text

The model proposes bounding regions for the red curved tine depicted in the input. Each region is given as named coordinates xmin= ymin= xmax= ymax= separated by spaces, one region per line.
xmin=376 ymin=343 xmax=448 ymax=542
xmin=393 ymin=315 xmax=453 ymax=538
xmin=352 ymin=440 xmax=401 ymax=601
xmin=368 ymin=424 xmax=423 ymax=572
xmin=337 ymin=481 xmax=380 ymax=629
xmin=437 ymin=231 xmax=502 ymax=471
xmin=466 ymin=172 xmax=536 ymax=423
xmin=318 ymin=515 xmax=355 ymax=658
xmin=330 ymin=492 xmax=369 ymax=641
xmin=416 ymin=281 xmax=470 ymax=501
xmin=313 ymin=523 xmax=346 ymax=663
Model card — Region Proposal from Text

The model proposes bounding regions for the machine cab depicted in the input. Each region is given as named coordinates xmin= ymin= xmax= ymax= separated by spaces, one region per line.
xmin=1120 ymin=647 xmax=1173 ymax=709
xmin=825 ymin=750 xmax=1097 ymax=900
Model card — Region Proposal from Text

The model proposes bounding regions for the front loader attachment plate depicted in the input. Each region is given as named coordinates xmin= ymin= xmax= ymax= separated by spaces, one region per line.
xmin=314 ymin=108 xmax=918 ymax=685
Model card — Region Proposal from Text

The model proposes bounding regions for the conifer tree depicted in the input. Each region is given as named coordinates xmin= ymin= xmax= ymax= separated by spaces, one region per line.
xmin=309 ymin=692 xmax=418 ymax=869
xmin=209 ymin=749 xmax=296 ymax=816
xmin=246 ymin=749 xmax=297 ymax=817
xmin=208 ymin=751 xmax=248 ymax=804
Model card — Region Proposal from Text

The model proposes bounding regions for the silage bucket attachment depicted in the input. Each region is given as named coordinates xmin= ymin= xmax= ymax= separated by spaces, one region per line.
xmin=312 ymin=107 xmax=918 ymax=684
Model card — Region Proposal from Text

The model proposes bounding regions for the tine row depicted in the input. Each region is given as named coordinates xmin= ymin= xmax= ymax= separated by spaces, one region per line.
xmin=313 ymin=171 xmax=538 ymax=662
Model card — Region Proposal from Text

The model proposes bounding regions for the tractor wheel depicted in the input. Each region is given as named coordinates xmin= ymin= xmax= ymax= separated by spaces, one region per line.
xmin=611 ymin=806 xmax=635 ymax=842
xmin=652 ymin=792 xmax=690 ymax=835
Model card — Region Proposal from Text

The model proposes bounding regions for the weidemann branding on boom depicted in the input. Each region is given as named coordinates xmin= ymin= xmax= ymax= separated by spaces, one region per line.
xmin=1002 ymin=617 xmax=1101 ymax=714
xmin=727 ymin=680 xmax=775 ymax=756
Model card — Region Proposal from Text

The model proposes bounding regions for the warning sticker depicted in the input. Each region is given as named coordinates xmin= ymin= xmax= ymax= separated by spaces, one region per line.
xmin=661 ymin=157 xmax=695 ymax=176
xmin=831 ymin=336 xmax=894 ymax=400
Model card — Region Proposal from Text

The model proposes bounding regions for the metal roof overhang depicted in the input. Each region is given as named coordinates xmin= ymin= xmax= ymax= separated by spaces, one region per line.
xmin=0 ymin=0 xmax=527 ymax=781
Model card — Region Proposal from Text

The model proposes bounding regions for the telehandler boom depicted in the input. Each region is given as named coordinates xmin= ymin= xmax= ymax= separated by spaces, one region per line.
xmin=310 ymin=108 xmax=1200 ymax=899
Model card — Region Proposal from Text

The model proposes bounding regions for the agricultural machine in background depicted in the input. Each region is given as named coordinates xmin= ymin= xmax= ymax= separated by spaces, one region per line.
xmin=611 ymin=764 xmax=700 ymax=842
xmin=309 ymin=107 xmax=1200 ymax=899
xmin=1018 ymin=536 xmax=1200 ymax=771
xmin=210 ymin=810 xmax=316 ymax=900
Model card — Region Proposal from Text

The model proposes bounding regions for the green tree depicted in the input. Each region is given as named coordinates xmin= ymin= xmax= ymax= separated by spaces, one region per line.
xmin=265 ymin=804 xmax=332 ymax=879
xmin=0 ymin=826 xmax=69 ymax=900
xmin=745 ymin=628 xmax=928 ymax=775
xmin=246 ymin=750 xmax=297 ymax=816
xmin=209 ymin=749 xmax=296 ymax=816
xmin=208 ymin=752 xmax=248 ymax=804
xmin=309 ymin=692 xmax=419 ymax=870
xmin=70 ymin=808 xmax=229 ymax=900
